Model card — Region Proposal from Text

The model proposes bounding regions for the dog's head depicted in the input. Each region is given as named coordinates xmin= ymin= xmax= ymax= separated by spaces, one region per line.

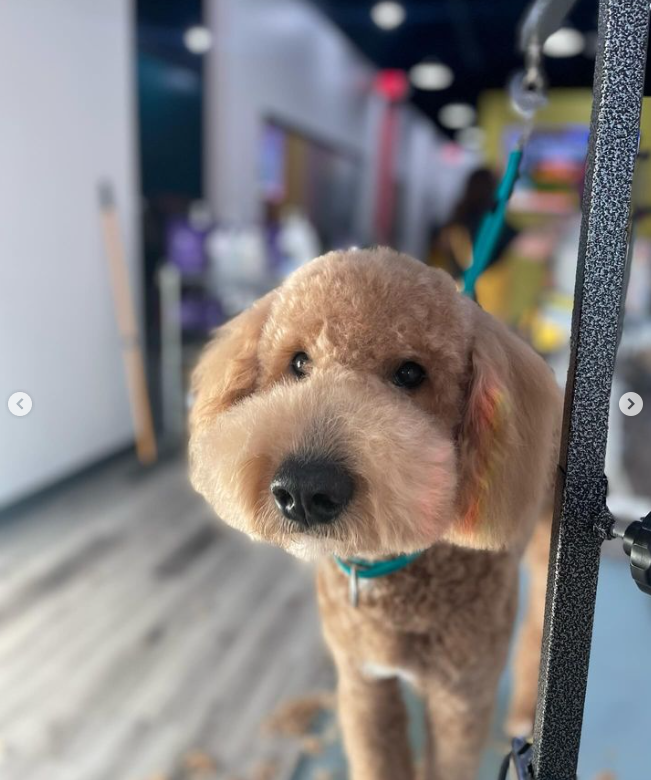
xmin=189 ymin=248 xmax=559 ymax=559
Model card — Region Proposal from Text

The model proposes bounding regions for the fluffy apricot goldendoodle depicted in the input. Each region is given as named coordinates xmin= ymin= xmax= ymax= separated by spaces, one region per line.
xmin=189 ymin=248 xmax=561 ymax=780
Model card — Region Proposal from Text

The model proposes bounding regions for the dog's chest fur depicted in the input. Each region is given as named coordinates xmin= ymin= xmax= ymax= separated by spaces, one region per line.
xmin=316 ymin=543 xmax=519 ymax=688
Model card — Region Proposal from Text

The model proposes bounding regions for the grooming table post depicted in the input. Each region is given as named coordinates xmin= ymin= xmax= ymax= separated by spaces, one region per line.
xmin=531 ymin=1 xmax=649 ymax=778
xmin=158 ymin=261 xmax=185 ymax=442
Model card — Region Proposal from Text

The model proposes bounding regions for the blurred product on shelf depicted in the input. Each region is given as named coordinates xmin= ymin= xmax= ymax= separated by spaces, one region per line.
xmin=276 ymin=208 xmax=323 ymax=276
xmin=206 ymin=224 xmax=270 ymax=316
xmin=167 ymin=201 xmax=213 ymax=277
xmin=162 ymin=196 xmax=323 ymax=337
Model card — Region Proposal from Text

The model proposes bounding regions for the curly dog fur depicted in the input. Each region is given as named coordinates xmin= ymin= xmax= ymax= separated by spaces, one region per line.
xmin=189 ymin=248 xmax=561 ymax=780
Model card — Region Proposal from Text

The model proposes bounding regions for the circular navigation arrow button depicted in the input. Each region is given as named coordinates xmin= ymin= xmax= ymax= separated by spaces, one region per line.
xmin=7 ymin=391 xmax=33 ymax=417
xmin=619 ymin=391 xmax=643 ymax=417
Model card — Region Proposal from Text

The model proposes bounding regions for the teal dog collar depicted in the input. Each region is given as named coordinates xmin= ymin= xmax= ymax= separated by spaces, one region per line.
xmin=334 ymin=552 xmax=423 ymax=607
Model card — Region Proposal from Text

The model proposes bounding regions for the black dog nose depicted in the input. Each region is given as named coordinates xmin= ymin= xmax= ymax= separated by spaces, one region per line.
xmin=270 ymin=457 xmax=355 ymax=526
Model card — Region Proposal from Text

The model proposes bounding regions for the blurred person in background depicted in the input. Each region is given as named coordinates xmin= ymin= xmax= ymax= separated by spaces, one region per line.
xmin=431 ymin=164 xmax=574 ymax=336
xmin=430 ymin=167 xmax=518 ymax=279
xmin=429 ymin=166 xmax=520 ymax=319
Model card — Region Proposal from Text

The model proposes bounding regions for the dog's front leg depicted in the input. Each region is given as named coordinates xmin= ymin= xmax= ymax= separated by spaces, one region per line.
xmin=336 ymin=659 xmax=414 ymax=780
xmin=507 ymin=513 xmax=552 ymax=737
xmin=423 ymin=681 xmax=496 ymax=780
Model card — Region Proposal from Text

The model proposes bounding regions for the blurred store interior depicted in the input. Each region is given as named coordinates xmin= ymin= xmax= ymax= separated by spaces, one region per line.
xmin=1 ymin=1 xmax=651 ymax=779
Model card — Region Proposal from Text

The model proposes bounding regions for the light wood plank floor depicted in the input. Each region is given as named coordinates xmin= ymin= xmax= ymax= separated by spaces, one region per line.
xmin=0 ymin=455 xmax=333 ymax=780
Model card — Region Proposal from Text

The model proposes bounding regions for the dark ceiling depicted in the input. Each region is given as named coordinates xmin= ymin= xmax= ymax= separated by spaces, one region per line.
xmin=137 ymin=0 xmax=204 ymax=71
xmin=138 ymin=0 xmax=650 ymax=136
xmin=311 ymin=0 xmax=603 ymax=132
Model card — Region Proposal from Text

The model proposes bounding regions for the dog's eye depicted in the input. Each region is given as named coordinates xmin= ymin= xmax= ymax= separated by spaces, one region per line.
xmin=393 ymin=361 xmax=426 ymax=389
xmin=290 ymin=351 xmax=310 ymax=379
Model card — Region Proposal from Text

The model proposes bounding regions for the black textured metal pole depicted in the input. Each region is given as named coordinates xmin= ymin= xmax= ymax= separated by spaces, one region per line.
xmin=532 ymin=1 xmax=649 ymax=778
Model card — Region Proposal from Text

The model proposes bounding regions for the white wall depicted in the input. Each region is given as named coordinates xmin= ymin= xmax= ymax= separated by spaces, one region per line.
xmin=205 ymin=0 xmax=450 ymax=249
xmin=397 ymin=108 xmax=439 ymax=260
xmin=206 ymin=0 xmax=378 ymax=234
xmin=0 ymin=0 xmax=140 ymax=507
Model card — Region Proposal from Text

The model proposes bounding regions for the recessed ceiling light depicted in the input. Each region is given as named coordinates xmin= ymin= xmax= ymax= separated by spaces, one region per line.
xmin=543 ymin=27 xmax=585 ymax=57
xmin=455 ymin=127 xmax=486 ymax=151
xmin=409 ymin=61 xmax=454 ymax=91
xmin=371 ymin=2 xmax=406 ymax=31
xmin=438 ymin=103 xmax=476 ymax=130
xmin=183 ymin=25 xmax=213 ymax=55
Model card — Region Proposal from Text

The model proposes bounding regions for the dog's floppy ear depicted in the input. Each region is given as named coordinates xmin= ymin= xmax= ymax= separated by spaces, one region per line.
xmin=447 ymin=301 xmax=560 ymax=552
xmin=189 ymin=291 xmax=276 ymax=430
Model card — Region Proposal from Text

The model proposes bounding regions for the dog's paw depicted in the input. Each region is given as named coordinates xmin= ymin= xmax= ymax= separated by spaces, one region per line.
xmin=504 ymin=714 xmax=534 ymax=739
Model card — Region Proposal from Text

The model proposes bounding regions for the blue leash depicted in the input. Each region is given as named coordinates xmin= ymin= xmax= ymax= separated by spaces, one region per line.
xmin=462 ymin=146 xmax=524 ymax=299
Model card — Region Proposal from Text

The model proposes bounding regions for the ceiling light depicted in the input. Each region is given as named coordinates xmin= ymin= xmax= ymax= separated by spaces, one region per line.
xmin=409 ymin=61 xmax=454 ymax=91
xmin=543 ymin=27 xmax=585 ymax=58
xmin=438 ymin=103 xmax=476 ymax=130
xmin=371 ymin=2 xmax=406 ymax=31
xmin=455 ymin=127 xmax=485 ymax=151
xmin=183 ymin=25 xmax=213 ymax=55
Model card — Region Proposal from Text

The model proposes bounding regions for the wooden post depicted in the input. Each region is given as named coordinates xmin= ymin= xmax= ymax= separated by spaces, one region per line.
xmin=98 ymin=182 xmax=157 ymax=465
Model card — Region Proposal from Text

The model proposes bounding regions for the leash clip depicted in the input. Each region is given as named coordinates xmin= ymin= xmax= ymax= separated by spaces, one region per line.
xmin=348 ymin=565 xmax=359 ymax=607
xmin=510 ymin=39 xmax=547 ymax=133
